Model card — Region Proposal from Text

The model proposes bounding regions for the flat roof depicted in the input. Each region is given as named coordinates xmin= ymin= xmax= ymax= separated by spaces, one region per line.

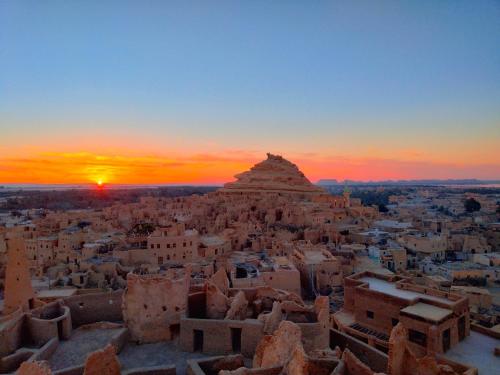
xmin=303 ymin=250 xmax=330 ymax=264
xmin=401 ymin=302 xmax=452 ymax=322
xmin=359 ymin=277 xmax=453 ymax=305
xmin=37 ymin=288 xmax=78 ymax=298
xmin=444 ymin=331 xmax=499 ymax=375
xmin=200 ymin=235 xmax=225 ymax=246
xmin=374 ymin=220 xmax=412 ymax=229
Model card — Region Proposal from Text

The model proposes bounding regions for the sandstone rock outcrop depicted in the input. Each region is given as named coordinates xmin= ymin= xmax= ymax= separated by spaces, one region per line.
xmin=83 ymin=344 xmax=121 ymax=375
xmin=219 ymin=153 xmax=325 ymax=195
xmin=122 ymin=270 xmax=189 ymax=343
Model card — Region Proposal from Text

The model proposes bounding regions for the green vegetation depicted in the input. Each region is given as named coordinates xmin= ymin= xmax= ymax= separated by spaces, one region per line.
xmin=464 ymin=198 xmax=481 ymax=213
xmin=349 ymin=188 xmax=406 ymax=206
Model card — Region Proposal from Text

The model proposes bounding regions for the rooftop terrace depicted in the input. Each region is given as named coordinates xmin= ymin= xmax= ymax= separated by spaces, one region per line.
xmin=444 ymin=331 xmax=499 ymax=375
xmin=359 ymin=276 xmax=453 ymax=306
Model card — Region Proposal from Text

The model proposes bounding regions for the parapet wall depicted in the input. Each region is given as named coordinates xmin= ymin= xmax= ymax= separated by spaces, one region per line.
xmin=29 ymin=302 xmax=72 ymax=346
xmin=63 ymin=290 xmax=123 ymax=327
xmin=0 ymin=308 xmax=25 ymax=357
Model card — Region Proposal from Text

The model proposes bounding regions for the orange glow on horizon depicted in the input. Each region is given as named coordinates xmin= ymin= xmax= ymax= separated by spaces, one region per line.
xmin=0 ymin=150 xmax=498 ymax=184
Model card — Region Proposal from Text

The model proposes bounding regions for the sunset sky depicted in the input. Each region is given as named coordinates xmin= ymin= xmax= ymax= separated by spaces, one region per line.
xmin=1 ymin=1 xmax=499 ymax=184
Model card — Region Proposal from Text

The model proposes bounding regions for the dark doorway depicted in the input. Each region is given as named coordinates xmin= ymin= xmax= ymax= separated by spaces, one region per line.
xmin=57 ymin=320 xmax=64 ymax=340
xmin=28 ymin=298 xmax=34 ymax=310
xmin=458 ymin=316 xmax=466 ymax=341
xmin=442 ymin=328 xmax=450 ymax=352
xmin=193 ymin=329 xmax=203 ymax=352
xmin=170 ymin=324 xmax=180 ymax=339
xmin=235 ymin=266 xmax=247 ymax=279
xmin=231 ymin=328 xmax=242 ymax=353
xmin=275 ymin=210 xmax=283 ymax=222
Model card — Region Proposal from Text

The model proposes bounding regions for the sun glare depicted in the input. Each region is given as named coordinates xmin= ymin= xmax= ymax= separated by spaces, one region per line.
xmin=96 ymin=178 xmax=105 ymax=188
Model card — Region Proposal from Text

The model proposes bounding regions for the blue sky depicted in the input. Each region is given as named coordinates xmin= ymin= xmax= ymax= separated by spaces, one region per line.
xmin=0 ymin=1 xmax=499 ymax=182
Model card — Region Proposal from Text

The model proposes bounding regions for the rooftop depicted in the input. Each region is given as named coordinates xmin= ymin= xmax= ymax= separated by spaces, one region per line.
xmin=439 ymin=261 xmax=486 ymax=271
xmin=359 ymin=276 xmax=453 ymax=306
xmin=400 ymin=302 xmax=452 ymax=322
xmin=200 ymin=235 xmax=226 ymax=246
xmin=36 ymin=288 xmax=78 ymax=299
xmin=373 ymin=220 xmax=412 ymax=229
xmin=444 ymin=331 xmax=499 ymax=375
xmin=303 ymin=250 xmax=331 ymax=264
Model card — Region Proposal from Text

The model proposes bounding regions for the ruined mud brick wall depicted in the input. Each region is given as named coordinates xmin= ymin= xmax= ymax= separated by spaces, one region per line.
xmin=0 ymin=309 xmax=25 ymax=357
xmin=123 ymin=272 xmax=189 ymax=343
xmin=180 ymin=317 xmax=264 ymax=357
xmin=329 ymin=329 xmax=388 ymax=373
xmin=64 ymin=290 xmax=123 ymax=327
xmin=180 ymin=315 xmax=328 ymax=357
xmin=3 ymin=238 xmax=35 ymax=314
xmin=300 ymin=321 xmax=330 ymax=353
xmin=28 ymin=302 xmax=72 ymax=346
xmin=186 ymin=355 xmax=282 ymax=375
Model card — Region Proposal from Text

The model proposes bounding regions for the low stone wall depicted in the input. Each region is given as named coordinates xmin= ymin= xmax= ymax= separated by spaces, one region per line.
xmin=186 ymin=355 xmax=282 ymax=375
xmin=52 ymin=360 xmax=176 ymax=375
xmin=28 ymin=304 xmax=72 ymax=346
xmin=181 ymin=317 xmax=263 ymax=357
xmin=31 ymin=337 xmax=59 ymax=361
xmin=435 ymin=355 xmax=478 ymax=375
xmin=0 ymin=348 xmax=34 ymax=373
xmin=0 ymin=308 xmax=25 ymax=357
xmin=181 ymin=314 xmax=328 ymax=358
xmin=330 ymin=328 xmax=388 ymax=373
xmin=471 ymin=322 xmax=500 ymax=339
xmin=109 ymin=327 xmax=130 ymax=353
xmin=63 ymin=290 xmax=123 ymax=327
xmin=0 ymin=337 xmax=58 ymax=373
xmin=53 ymin=364 xmax=84 ymax=375
xmin=123 ymin=365 xmax=177 ymax=375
